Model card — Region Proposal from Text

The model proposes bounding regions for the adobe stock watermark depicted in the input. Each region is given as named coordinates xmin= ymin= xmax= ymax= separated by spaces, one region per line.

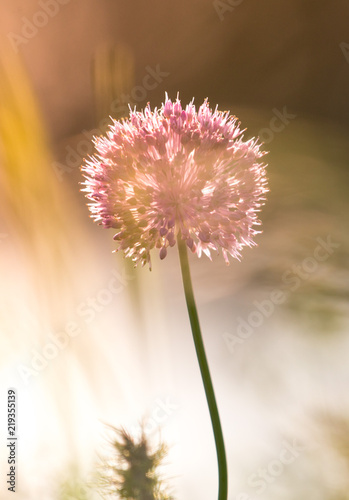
xmin=108 ymin=64 xmax=170 ymax=118
xmin=7 ymin=0 xmax=72 ymax=53
xmin=130 ymin=397 xmax=180 ymax=437
xmin=233 ymin=438 xmax=308 ymax=499
xmin=340 ymin=42 xmax=349 ymax=64
xmin=17 ymin=267 xmax=134 ymax=385
xmin=213 ymin=0 xmax=244 ymax=22
xmin=257 ymin=107 xmax=296 ymax=144
xmin=52 ymin=64 xmax=169 ymax=182
xmin=223 ymin=235 xmax=340 ymax=353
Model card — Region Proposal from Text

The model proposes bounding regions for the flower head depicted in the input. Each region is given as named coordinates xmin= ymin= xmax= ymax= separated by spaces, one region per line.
xmin=82 ymin=94 xmax=268 ymax=269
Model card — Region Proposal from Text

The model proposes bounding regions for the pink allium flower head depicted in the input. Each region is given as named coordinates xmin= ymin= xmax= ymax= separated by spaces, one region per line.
xmin=82 ymin=94 xmax=268 ymax=269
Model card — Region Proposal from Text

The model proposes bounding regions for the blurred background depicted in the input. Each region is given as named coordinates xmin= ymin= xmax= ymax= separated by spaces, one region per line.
xmin=0 ymin=0 xmax=349 ymax=499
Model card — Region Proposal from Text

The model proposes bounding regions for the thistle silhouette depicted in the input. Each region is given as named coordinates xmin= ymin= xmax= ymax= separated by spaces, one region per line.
xmin=98 ymin=426 xmax=172 ymax=500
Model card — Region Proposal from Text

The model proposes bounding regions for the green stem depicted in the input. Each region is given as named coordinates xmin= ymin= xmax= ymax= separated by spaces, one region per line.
xmin=177 ymin=236 xmax=228 ymax=500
